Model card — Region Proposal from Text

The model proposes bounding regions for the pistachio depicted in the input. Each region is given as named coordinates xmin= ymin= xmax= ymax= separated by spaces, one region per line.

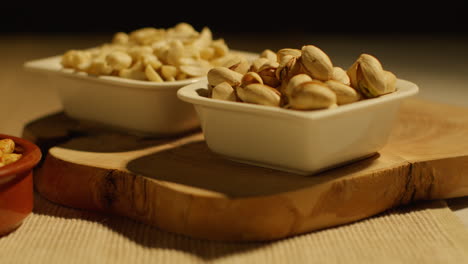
xmin=331 ymin=67 xmax=350 ymax=85
xmin=284 ymin=73 xmax=312 ymax=96
xmin=237 ymin=83 xmax=281 ymax=107
xmin=288 ymin=81 xmax=337 ymax=110
xmin=260 ymin=49 xmax=278 ymax=62
xmin=347 ymin=54 xmax=393 ymax=98
xmin=258 ymin=65 xmax=280 ymax=87
xmin=276 ymin=55 xmax=303 ymax=81
xmin=324 ymin=80 xmax=360 ymax=105
xmin=207 ymin=66 xmax=243 ymax=87
xmin=212 ymin=82 xmax=237 ymax=101
xmin=241 ymin=72 xmax=263 ymax=86
xmin=276 ymin=48 xmax=301 ymax=62
xmin=249 ymin=57 xmax=269 ymax=72
xmin=300 ymin=45 xmax=333 ymax=81
xmin=212 ymin=54 xmax=251 ymax=74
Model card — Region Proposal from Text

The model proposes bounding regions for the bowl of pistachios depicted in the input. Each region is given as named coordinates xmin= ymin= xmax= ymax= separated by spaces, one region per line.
xmin=0 ymin=134 xmax=41 ymax=236
xmin=24 ymin=23 xmax=253 ymax=136
xmin=177 ymin=45 xmax=419 ymax=175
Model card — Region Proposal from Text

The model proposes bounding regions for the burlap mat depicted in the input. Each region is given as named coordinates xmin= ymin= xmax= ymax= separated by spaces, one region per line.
xmin=1 ymin=193 xmax=468 ymax=264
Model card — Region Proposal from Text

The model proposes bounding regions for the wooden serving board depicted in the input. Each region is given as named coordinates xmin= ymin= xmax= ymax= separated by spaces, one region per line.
xmin=23 ymin=99 xmax=468 ymax=241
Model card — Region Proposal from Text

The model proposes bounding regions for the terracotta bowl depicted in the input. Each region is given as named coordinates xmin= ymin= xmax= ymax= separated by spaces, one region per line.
xmin=0 ymin=134 xmax=41 ymax=236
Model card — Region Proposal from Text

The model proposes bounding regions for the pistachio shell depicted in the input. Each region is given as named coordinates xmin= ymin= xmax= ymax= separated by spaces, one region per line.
xmin=331 ymin=67 xmax=350 ymax=85
xmin=288 ymin=81 xmax=337 ymax=110
xmin=276 ymin=48 xmax=301 ymax=62
xmin=250 ymin=57 xmax=270 ymax=72
xmin=212 ymin=82 xmax=237 ymax=101
xmin=276 ymin=55 xmax=303 ymax=81
xmin=260 ymin=49 xmax=277 ymax=62
xmin=300 ymin=45 xmax=333 ymax=81
xmin=285 ymin=74 xmax=313 ymax=96
xmin=258 ymin=66 xmax=280 ymax=87
xmin=241 ymin=72 xmax=263 ymax=86
xmin=347 ymin=54 xmax=393 ymax=98
xmin=325 ymin=80 xmax=361 ymax=105
xmin=207 ymin=67 xmax=243 ymax=87
xmin=237 ymin=83 xmax=281 ymax=106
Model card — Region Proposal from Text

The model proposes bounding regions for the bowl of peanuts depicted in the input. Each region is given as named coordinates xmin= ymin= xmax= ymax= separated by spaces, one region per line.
xmin=178 ymin=45 xmax=419 ymax=174
xmin=0 ymin=134 xmax=41 ymax=236
xmin=24 ymin=23 xmax=254 ymax=136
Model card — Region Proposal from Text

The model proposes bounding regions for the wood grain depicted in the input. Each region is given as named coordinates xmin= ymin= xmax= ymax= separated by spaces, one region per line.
xmin=24 ymin=99 xmax=468 ymax=241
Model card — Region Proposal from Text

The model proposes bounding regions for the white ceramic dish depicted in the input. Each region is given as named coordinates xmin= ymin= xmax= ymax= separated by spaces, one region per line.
xmin=177 ymin=79 xmax=419 ymax=175
xmin=23 ymin=56 xmax=204 ymax=136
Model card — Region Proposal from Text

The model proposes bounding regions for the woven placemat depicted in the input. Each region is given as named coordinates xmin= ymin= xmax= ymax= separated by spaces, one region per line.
xmin=1 ymin=193 xmax=468 ymax=264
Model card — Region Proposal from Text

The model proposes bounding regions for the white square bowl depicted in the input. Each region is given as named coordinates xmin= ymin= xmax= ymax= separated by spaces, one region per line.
xmin=24 ymin=56 xmax=205 ymax=136
xmin=177 ymin=79 xmax=419 ymax=175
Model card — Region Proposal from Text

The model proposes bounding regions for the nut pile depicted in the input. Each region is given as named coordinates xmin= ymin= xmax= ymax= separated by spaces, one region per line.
xmin=61 ymin=23 xmax=241 ymax=82
xmin=0 ymin=139 xmax=22 ymax=167
xmin=207 ymin=45 xmax=397 ymax=110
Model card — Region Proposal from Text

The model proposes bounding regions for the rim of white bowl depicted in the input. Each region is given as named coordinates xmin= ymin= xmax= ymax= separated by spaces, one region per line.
xmin=177 ymin=79 xmax=419 ymax=120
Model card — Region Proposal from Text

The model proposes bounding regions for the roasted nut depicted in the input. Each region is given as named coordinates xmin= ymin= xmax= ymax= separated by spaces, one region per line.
xmin=325 ymin=80 xmax=361 ymax=105
xmin=241 ymin=72 xmax=263 ymax=86
xmin=276 ymin=48 xmax=301 ymax=62
xmin=0 ymin=139 xmax=15 ymax=154
xmin=237 ymin=83 xmax=281 ymax=106
xmin=212 ymin=54 xmax=250 ymax=74
xmin=86 ymin=58 xmax=113 ymax=75
xmin=207 ymin=44 xmax=398 ymax=111
xmin=250 ymin=57 xmax=270 ymax=72
xmin=288 ymin=81 xmax=337 ymax=110
xmin=258 ymin=66 xmax=280 ymax=87
xmin=0 ymin=139 xmax=22 ymax=167
xmin=112 ymin=32 xmax=129 ymax=45
xmin=61 ymin=50 xmax=91 ymax=71
xmin=331 ymin=67 xmax=350 ymax=85
xmin=61 ymin=23 xmax=242 ymax=82
xmin=207 ymin=67 xmax=243 ymax=87
xmin=300 ymin=45 xmax=333 ymax=81
xmin=260 ymin=49 xmax=277 ymax=62
xmin=145 ymin=65 xmax=164 ymax=82
xmin=128 ymin=46 xmax=153 ymax=60
xmin=119 ymin=61 xmax=147 ymax=80
xmin=106 ymin=51 xmax=132 ymax=71
xmin=212 ymin=82 xmax=237 ymax=101
xmin=276 ymin=55 xmax=303 ymax=81
xmin=141 ymin=53 xmax=162 ymax=69
xmin=160 ymin=65 xmax=178 ymax=81
xmin=285 ymin=73 xmax=313 ymax=96
xmin=347 ymin=54 xmax=394 ymax=98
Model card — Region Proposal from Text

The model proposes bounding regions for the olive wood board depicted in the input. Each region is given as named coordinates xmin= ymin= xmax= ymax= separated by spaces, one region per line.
xmin=23 ymin=99 xmax=468 ymax=242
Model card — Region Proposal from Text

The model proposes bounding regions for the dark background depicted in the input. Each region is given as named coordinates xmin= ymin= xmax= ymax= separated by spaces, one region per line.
xmin=2 ymin=3 xmax=467 ymax=36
